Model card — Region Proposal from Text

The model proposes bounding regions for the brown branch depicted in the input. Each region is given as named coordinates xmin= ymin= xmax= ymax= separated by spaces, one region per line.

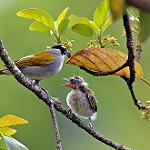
xmin=122 ymin=76 xmax=146 ymax=110
xmin=0 ymin=39 xmax=133 ymax=150
xmin=123 ymin=12 xmax=146 ymax=110
xmin=123 ymin=12 xmax=135 ymax=84
xmin=126 ymin=0 xmax=150 ymax=12
xmin=49 ymin=104 xmax=62 ymax=150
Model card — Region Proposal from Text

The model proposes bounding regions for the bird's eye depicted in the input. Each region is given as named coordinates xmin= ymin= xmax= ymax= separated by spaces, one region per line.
xmin=63 ymin=50 xmax=67 ymax=55
xmin=70 ymin=79 xmax=74 ymax=84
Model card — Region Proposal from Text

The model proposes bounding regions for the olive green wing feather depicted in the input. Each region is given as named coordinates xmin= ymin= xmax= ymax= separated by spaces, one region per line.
xmin=15 ymin=51 xmax=56 ymax=67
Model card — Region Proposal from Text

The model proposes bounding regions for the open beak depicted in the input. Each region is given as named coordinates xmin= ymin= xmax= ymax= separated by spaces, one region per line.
xmin=64 ymin=82 xmax=77 ymax=89
xmin=66 ymin=51 xmax=71 ymax=58
xmin=63 ymin=78 xmax=77 ymax=89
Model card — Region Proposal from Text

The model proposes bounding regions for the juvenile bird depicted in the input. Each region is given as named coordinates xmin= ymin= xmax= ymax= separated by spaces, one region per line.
xmin=0 ymin=45 xmax=71 ymax=83
xmin=64 ymin=76 xmax=97 ymax=126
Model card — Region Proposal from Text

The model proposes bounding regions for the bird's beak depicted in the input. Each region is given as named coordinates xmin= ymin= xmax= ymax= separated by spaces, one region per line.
xmin=64 ymin=82 xmax=77 ymax=89
xmin=63 ymin=78 xmax=77 ymax=89
xmin=66 ymin=51 xmax=71 ymax=58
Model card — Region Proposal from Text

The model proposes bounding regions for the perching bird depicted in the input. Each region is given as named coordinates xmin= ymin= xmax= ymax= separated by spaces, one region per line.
xmin=0 ymin=45 xmax=71 ymax=83
xmin=64 ymin=76 xmax=97 ymax=126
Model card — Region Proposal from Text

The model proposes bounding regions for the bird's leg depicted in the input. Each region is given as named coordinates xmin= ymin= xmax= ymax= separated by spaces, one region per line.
xmin=88 ymin=117 xmax=93 ymax=128
xmin=66 ymin=107 xmax=72 ymax=115
xmin=34 ymin=80 xmax=40 ymax=85
xmin=33 ymin=79 xmax=49 ymax=96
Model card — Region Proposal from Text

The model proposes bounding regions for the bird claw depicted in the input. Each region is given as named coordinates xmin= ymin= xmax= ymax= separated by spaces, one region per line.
xmin=52 ymin=97 xmax=61 ymax=105
xmin=66 ymin=108 xmax=72 ymax=115
xmin=88 ymin=118 xmax=94 ymax=128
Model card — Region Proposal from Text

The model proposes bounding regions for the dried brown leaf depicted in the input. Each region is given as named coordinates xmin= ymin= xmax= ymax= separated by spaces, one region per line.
xmin=67 ymin=47 xmax=144 ymax=80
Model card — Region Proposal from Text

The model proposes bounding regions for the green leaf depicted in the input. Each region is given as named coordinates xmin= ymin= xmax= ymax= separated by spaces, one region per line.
xmin=69 ymin=15 xmax=96 ymax=30
xmin=16 ymin=8 xmax=54 ymax=31
xmin=56 ymin=7 xmax=69 ymax=27
xmin=0 ymin=127 xmax=16 ymax=136
xmin=72 ymin=23 xmax=94 ymax=37
xmin=93 ymin=0 xmax=109 ymax=29
xmin=58 ymin=18 xmax=70 ymax=36
xmin=29 ymin=21 xmax=50 ymax=33
xmin=2 ymin=135 xmax=29 ymax=150
xmin=101 ymin=16 xmax=112 ymax=31
xmin=140 ymin=11 xmax=150 ymax=42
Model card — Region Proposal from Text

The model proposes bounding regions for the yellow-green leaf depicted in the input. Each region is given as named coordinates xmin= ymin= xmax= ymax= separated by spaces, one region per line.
xmin=56 ymin=7 xmax=69 ymax=27
xmin=58 ymin=18 xmax=70 ymax=36
xmin=29 ymin=21 xmax=50 ymax=33
xmin=72 ymin=24 xmax=94 ymax=37
xmin=16 ymin=8 xmax=54 ymax=30
xmin=101 ymin=16 xmax=113 ymax=32
xmin=67 ymin=47 xmax=144 ymax=80
xmin=69 ymin=15 xmax=96 ymax=30
xmin=93 ymin=0 xmax=109 ymax=29
xmin=0 ymin=127 xmax=16 ymax=136
xmin=0 ymin=114 xmax=28 ymax=128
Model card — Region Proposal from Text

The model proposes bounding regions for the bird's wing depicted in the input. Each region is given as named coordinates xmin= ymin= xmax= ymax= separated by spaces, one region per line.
xmin=86 ymin=89 xmax=97 ymax=112
xmin=15 ymin=51 xmax=56 ymax=67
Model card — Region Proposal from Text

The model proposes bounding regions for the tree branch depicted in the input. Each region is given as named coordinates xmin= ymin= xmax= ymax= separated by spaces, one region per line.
xmin=123 ymin=12 xmax=146 ymax=110
xmin=49 ymin=104 xmax=62 ymax=150
xmin=123 ymin=12 xmax=135 ymax=84
xmin=0 ymin=39 xmax=133 ymax=150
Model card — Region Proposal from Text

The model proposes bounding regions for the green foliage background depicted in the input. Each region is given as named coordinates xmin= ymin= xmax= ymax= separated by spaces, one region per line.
xmin=0 ymin=0 xmax=150 ymax=150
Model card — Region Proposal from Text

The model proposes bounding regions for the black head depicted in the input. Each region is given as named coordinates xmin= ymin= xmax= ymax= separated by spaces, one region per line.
xmin=52 ymin=45 xmax=71 ymax=57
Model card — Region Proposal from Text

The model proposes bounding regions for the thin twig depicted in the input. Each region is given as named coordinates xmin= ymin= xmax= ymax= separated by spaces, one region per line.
xmin=123 ymin=12 xmax=135 ymax=84
xmin=0 ymin=39 xmax=133 ymax=150
xmin=123 ymin=12 xmax=145 ymax=110
xmin=49 ymin=103 xmax=62 ymax=150
xmin=122 ymin=77 xmax=146 ymax=110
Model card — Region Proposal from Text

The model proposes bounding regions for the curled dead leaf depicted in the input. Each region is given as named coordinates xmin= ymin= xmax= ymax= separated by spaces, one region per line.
xmin=66 ymin=47 xmax=149 ymax=84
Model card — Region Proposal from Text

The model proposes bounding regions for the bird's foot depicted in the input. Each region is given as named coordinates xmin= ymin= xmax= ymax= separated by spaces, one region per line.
xmin=66 ymin=108 xmax=72 ymax=115
xmin=52 ymin=97 xmax=61 ymax=105
xmin=88 ymin=118 xmax=94 ymax=128
xmin=34 ymin=80 xmax=40 ymax=85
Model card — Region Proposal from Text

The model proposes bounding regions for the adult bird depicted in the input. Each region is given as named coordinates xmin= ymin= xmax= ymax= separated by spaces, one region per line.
xmin=0 ymin=45 xmax=71 ymax=84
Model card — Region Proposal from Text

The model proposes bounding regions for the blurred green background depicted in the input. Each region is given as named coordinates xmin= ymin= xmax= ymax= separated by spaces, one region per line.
xmin=0 ymin=0 xmax=150 ymax=150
